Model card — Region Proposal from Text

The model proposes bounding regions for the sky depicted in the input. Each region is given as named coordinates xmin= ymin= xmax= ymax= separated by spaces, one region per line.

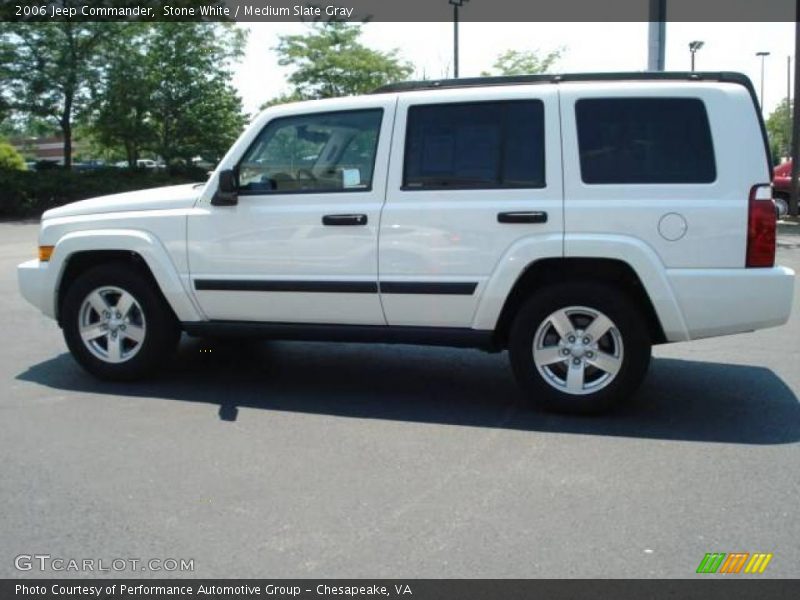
xmin=231 ymin=22 xmax=795 ymax=119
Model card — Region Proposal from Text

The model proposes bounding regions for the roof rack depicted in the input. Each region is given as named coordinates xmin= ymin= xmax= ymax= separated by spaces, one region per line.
xmin=371 ymin=71 xmax=754 ymax=94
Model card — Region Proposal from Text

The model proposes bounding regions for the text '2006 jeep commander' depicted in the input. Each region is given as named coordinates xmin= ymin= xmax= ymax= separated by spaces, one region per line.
xmin=17 ymin=73 xmax=796 ymax=414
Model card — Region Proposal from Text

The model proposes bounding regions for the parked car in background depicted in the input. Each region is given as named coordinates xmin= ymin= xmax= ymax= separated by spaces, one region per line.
xmin=192 ymin=156 xmax=216 ymax=170
xmin=773 ymin=160 xmax=792 ymax=218
xmin=113 ymin=159 xmax=165 ymax=170
xmin=72 ymin=159 xmax=108 ymax=172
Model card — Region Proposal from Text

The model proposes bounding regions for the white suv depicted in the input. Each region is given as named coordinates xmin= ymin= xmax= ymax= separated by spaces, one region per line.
xmin=17 ymin=73 xmax=795 ymax=413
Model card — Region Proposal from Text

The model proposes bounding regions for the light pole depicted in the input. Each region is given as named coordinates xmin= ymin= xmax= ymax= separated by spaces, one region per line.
xmin=688 ymin=41 xmax=704 ymax=72
xmin=449 ymin=0 xmax=469 ymax=78
xmin=756 ymin=51 xmax=771 ymax=110
xmin=647 ymin=0 xmax=666 ymax=71
xmin=791 ymin=16 xmax=800 ymax=217
xmin=788 ymin=55 xmax=793 ymax=159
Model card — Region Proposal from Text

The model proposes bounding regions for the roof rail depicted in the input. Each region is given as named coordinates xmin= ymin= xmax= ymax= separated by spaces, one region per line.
xmin=371 ymin=71 xmax=754 ymax=94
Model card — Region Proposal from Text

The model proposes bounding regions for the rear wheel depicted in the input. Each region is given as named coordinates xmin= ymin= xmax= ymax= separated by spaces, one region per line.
xmin=61 ymin=263 xmax=181 ymax=380
xmin=508 ymin=282 xmax=651 ymax=414
xmin=774 ymin=194 xmax=789 ymax=219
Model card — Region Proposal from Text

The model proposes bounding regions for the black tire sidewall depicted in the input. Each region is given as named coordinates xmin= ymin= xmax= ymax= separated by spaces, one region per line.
xmin=774 ymin=196 xmax=789 ymax=218
xmin=61 ymin=263 xmax=179 ymax=380
xmin=508 ymin=282 xmax=651 ymax=414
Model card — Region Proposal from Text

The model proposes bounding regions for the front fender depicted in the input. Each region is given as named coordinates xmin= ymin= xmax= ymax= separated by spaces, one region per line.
xmin=47 ymin=229 xmax=202 ymax=323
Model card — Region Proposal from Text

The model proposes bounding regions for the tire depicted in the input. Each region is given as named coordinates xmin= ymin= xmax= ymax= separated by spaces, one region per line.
xmin=508 ymin=282 xmax=651 ymax=415
xmin=61 ymin=262 xmax=181 ymax=380
xmin=774 ymin=194 xmax=789 ymax=219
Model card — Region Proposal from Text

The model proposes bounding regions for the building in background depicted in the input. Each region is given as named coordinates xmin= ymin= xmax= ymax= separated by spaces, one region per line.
xmin=8 ymin=135 xmax=85 ymax=164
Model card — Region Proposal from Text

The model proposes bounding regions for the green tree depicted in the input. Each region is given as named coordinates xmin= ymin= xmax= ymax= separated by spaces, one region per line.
xmin=481 ymin=48 xmax=564 ymax=77
xmin=766 ymin=98 xmax=792 ymax=161
xmin=144 ymin=22 xmax=247 ymax=165
xmin=0 ymin=140 xmax=26 ymax=170
xmin=272 ymin=22 xmax=413 ymax=101
xmin=88 ymin=22 xmax=247 ymax=167
xmin=0 ymin=34 xmax=12 ymax=128
xmin=259 ymin=92 xmax=305 ymax=111
xmin=0 ymin=20 xmax=117 ymax=168
xmin=0 ymin=114 xmax=60 ymax=140
xmin=89 ymin=24 xmax=155 ymax=167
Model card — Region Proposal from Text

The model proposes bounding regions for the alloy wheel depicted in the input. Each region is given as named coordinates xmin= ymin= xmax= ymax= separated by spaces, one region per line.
xmin=532 ymin=305 xmax=624 ymax=395
xmin=78 ymin=286 xmax=147 ymax=364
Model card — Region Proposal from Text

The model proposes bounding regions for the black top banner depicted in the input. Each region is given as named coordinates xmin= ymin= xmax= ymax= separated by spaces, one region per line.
xmin=1 ymin=0 xmax=797 ymax=22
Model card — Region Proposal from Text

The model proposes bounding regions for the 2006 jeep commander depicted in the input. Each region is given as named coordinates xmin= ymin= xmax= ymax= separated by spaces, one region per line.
xmin=18 ymin=72 xmax=796 ymax=414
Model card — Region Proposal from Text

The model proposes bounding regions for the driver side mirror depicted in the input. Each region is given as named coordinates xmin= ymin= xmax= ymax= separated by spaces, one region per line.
xmin=211 ymin=169 xmax=238 ymax=206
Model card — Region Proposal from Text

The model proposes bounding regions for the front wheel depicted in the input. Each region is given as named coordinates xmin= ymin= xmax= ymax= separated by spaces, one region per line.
xmin=61 ymin=263 xmax=181 ymax=380
xmin=508 ymin=283 xmax=651 ymax=414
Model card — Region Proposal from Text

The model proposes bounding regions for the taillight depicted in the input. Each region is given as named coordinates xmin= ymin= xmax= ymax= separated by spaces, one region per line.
xmin=746 ymin=184 xmax=776 ymax=268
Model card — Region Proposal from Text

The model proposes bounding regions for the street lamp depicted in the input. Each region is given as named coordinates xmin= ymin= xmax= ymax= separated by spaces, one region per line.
xmin=688 ymin=41 xmax=704 ymax=72
xmin=449 ymin=0 xmax=469 ymax=78
xmin=756 ymin=51 xmax=771 ymax=110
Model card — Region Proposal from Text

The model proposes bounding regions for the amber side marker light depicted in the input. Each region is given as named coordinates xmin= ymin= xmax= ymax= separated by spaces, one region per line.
xmin=38 ymin=246 xmax=54 ymax=262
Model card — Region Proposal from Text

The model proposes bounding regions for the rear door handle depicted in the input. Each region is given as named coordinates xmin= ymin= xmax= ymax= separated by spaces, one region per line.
xmin=497 ymin=211 xmax=548 ymax=224
xmin=322 ymin=214 xmax=368 ymax=226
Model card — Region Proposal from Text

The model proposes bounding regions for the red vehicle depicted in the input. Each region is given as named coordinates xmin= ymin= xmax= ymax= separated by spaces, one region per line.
xmin=773 ymin=160 xmax=792 ymax=217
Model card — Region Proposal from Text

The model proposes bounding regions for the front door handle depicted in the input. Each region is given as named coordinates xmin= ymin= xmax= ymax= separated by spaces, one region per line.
xmin=322 ymin=214 xmax=368 ymax=226
xmin=497 ymin=211 xmax=548 ymax=224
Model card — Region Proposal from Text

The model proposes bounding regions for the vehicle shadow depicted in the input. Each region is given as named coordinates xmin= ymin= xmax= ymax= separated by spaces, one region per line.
xmin=15 ymin=337 xmax=800 ymax=445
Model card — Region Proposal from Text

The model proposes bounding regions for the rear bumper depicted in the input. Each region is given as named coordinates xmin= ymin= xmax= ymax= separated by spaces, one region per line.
xmin=18 ymin=259 xmax=56 ymax=319
xmin=667 ymin=266 xmax=795 ymax=340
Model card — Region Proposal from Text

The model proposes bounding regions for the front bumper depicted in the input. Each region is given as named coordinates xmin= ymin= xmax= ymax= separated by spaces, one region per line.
xmin=667 ymin=266 xmax=795 ymax=340
xmin=18 ymin=259 xmax=56 ymax=319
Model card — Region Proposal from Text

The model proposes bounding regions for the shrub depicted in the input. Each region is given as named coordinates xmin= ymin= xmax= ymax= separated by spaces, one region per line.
xmin=0 ymin=142 xmax=26 ymax=171
xmin=0 ymin=167 xmax=207 ymax=218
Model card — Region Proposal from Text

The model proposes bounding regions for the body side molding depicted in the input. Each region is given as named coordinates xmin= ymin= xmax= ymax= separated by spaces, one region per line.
xmin=193 ymin=279 xmax=478 ymax=295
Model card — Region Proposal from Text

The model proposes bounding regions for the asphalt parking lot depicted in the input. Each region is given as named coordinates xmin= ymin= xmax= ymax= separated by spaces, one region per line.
xmin=1 ymin=221 xmax=798 ymax=579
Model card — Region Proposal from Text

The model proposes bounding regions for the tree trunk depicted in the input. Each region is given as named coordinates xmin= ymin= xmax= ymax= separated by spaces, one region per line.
xmin=161 ymin=115 xmax=172 ymax=167
xmin=126 ymin=141 xmax=137 ymax=168
xmin=61 ymin=94 xmax=73 ymax=170
xmin=61 ymin=118 xmax=72 ymax=170
xmin=62 ymin=23 xmax=76 ymax=170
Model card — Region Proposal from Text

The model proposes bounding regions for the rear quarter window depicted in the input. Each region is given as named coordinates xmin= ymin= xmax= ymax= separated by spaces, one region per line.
xmin=575 ymin=97 xmax=716 ymax=184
